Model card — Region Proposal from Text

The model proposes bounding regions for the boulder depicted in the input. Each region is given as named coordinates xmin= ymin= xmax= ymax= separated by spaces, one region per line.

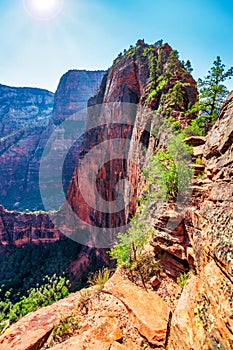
xmin=103 ymin=270 xmax=170 ymax=346
xmin=183 ymin=136 xmax=206 ymax=147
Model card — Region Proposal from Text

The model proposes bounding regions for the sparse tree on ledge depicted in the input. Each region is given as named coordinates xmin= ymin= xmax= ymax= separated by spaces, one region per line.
xmin=197 ymin=56 xmax=233 ymax=128
xmin=182 ymin=59 xmax=193 ymax=73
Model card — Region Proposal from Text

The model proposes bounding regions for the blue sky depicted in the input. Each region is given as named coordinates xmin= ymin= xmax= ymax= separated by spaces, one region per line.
xmin=0 ymin=0 xmax=233 ymax=92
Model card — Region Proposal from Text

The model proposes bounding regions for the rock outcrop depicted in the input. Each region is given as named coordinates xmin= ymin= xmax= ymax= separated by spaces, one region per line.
xmin=0 ymin=41 xmax=232 ymax=350
xmin=65 ymin=40 xmax=197 ymax=244
xmin=103 ymin=270 xmax=170 ymax=347
xmin=0 ymin=271 xmax=170 ymax=350
xmin=167 ymin=91 xmax=233 ymax=349
xmin=0 ymin=205 xmax=61 ymax=245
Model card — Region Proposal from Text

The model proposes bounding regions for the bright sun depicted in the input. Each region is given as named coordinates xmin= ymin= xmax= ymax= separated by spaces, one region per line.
xmin=23 ymin=0 xmax=63 ymax=20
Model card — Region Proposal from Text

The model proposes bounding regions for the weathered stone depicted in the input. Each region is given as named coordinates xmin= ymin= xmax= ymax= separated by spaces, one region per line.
xmin=183 ymin=136 xmax=206 ymax=147
xmin=168 ymin=261 xmax=233 ymax=350
xmin=110 ymin=340 xmax=135 ymax=350
xmin=49 ymin=316 xmax=122 ymax=350
xmin=203 ymin=91 xmax=233 ymax=159
xmin=103 ymin=270 xmax=170 ymax=346
xmin=192 ymin=144 xmax=204 ymax=157
xmin=150 ymin=275 xmax=162 ymax=287
xmin=0 ymin=292 xmax=85 ymax=350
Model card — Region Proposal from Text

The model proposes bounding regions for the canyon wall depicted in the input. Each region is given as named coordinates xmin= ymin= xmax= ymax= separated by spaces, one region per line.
xmin=65 ymin=40 xmax=197 ymax=246
xmin=64 ymin=41 xmax=232 ymax=348
xmin=0 ymin=70 xmax=105 ymax=211
xmin=0 ymin=84 xmax=54 ymax=137
xmin=0 ymin=205 xmax=61 ymax=245
xmin=52 ymin=70 xmax=105 ymax=125
xmin=168 ymin=91 xmax=233 ymax=350
xmin=0 ymin=42 xmax=232 ymax=349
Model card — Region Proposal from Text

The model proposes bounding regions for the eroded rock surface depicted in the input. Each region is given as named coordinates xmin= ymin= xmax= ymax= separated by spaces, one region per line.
xmin=103 ymin=270 xmax=170 ymax=346
xmin=167 ymin=91 xmax=233 ymax=349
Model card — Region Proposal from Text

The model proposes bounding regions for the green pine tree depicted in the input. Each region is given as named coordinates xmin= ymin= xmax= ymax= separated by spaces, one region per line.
xmin=197 ymin=56 xmax=233 ymax=130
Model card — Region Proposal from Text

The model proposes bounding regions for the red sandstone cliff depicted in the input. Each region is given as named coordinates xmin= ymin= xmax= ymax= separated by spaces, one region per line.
xmin=167 ymin=91 xmax=233 ymax=349
xmin=65 ymin=41 xmax=197 ymax=246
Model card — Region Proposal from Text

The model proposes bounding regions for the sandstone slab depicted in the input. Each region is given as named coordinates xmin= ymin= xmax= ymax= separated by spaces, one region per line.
xmin=0 ymin=292 xmax=85 ymax=350
xmin=49 ymin=316 xmax=122 ymax=350
xmin=103 ymin=270 xmax=170 ymax=346
xmin=168 ymin=261 xmax=233 ymax=350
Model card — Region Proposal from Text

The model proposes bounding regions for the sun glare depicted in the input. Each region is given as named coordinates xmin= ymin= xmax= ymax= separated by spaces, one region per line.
xmin=23 ymin=0 xmax=63 ymax=20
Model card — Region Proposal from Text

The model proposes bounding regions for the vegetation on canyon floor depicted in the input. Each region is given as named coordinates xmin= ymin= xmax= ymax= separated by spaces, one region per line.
xmin=0 ymin=239 xmax=104 ymax=333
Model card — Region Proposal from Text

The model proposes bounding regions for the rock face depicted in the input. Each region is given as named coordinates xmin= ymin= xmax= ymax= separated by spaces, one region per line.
xmin=103 ymin=270 xmax=170 ymax=347
xmin=167 ymin=91 xmax=233 ymax=350
xmin=0 ymin=291 xmax=83 ymax=350
xmin=0 ymin=83 xmax=54 ymax=211
xmin=62 ymin=44 xmax=232 ymax=348
xmin=52 ymin=70 xmax=105 ymax=125
xmin=0 ymin=71 xmax=105 ymax=211
xmin=0 ymin=42 xmax=232 ymax=350
xmin=0 ymin=205 xmax=61 ymax=245
xmin=0 ymin=272 xmax=170 ymax=350
xmin=65 ymin=40 xmax=197 ymax=245
xmin=0 ymin=84 xmax=54 ymax=137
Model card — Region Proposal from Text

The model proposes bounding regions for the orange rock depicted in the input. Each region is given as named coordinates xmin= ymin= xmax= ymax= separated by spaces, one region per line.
xmin=168 ymin=261 xmax=233 ymax=350
xmin=110 ymin=340 xmax=135 ymax=350
xmin=103 ymin=270 xmax=170 ymax=346
xmin=49 ymin=316 xmax=122 ymax=350
xmin=150 ymin=275 xmax=162 ymax=287
xmin=0 ymin=292 xmax=86 ymax=350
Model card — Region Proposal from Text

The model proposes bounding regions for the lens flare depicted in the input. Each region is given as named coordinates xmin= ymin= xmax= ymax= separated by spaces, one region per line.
xmin=23 ymin=0 xmax=63 ymax=20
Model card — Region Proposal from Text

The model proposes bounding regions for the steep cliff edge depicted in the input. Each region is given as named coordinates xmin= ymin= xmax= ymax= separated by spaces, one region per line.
xmin=168 ymin=91 xmax=233 ymax=350
xmin=65 ymin=40 xmax=197 ymax=245
xmin=1 ymin=88 xmax=231 ymax=350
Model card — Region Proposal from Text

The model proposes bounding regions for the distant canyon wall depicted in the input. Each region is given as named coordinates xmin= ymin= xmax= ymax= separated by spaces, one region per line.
xmin=0 ymin=70 xmax=105 ymax=211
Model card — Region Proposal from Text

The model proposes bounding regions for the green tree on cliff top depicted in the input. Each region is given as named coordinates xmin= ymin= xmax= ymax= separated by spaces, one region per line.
xmin=196 ymin=56 xmax=233 ymax=131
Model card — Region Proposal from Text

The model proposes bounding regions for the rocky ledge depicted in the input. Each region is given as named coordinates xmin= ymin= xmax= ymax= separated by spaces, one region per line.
xmin=0 ymin=271 xmax=170 ymax=350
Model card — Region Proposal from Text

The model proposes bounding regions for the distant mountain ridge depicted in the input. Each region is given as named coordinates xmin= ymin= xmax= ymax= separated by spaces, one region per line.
xmin=0 ymin=84 xmax=54 ymax=137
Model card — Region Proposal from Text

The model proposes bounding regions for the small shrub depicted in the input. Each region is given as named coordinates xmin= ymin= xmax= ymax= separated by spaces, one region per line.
xmin=143 ymin=135 xmax=193 ymax=201
xmin=88 ymin=268 xmax=110 ymax=290
xmin=181 ymin=118 xmax=205 ymax=137
xmin=109 ymin=215 xmax=152 ymax=269
xmin=53 ymin=312 xmax=80 ymax=343
xmin=0 ymin=275 xmax=70 ymax=333
xmin=177 ymin=272 xmax=189 ymax=289
xmin=196 ymin=157 xmax=203 ymax=165
xmin=77 ymin=290 xmax=91 ymax=314
xmin=197 ymin=171 xmax=205 ymax=179
xmin=130 ymin=251 xmax=160 ymax=284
